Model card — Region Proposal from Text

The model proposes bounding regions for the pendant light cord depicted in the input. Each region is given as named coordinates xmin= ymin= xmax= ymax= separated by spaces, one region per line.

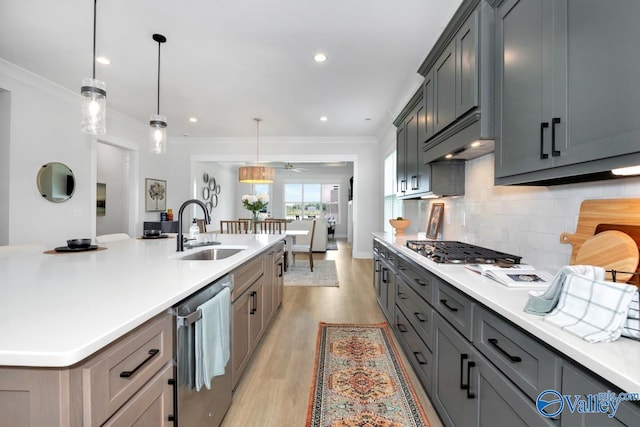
xmin=92 ymin=0 xmax=97 ymax=79
xmin=156 ymin=40 xmax=161 ymax=115
xmin=255 ymin=118 xmax=261 ymax=164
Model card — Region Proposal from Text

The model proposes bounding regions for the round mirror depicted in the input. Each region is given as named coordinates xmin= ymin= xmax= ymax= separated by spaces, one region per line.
xmin=37 ymin=162 xmax=75 ymax=203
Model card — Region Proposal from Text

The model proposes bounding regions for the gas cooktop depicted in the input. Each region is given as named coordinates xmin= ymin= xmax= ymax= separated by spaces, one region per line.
xmin=406 ymin=240 xmax=522 ymax=265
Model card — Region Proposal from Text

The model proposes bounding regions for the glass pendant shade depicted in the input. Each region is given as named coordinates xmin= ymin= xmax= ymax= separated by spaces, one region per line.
xmin=149 ymin=114 xmax=167 ymax=154
xmin=238 ymin=166 xmax=276 ymax=183
xmin=80 ymin=78 xmax=107 ymax=135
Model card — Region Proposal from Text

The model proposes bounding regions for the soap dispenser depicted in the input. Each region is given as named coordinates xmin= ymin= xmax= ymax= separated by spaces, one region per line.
xmin=189 ymin=218 xmax=199 ymax=240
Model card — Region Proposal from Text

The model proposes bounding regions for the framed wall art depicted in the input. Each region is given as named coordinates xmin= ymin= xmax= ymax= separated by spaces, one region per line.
xmin=145 ymin=178 xmax=166 ymax=211
xmin=426 ymin=202 xmax=444 ymax=239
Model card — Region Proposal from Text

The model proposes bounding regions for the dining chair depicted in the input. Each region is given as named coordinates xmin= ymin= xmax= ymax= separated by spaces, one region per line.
xmin=291 ymin=219 xmax=316 ymax=272
xmin=255 ymin=220 xmax=283 ymax=234
xmin=220 ymin=220 xmax=249 ymax=234
xmin=196 ymin=219 xmax=207 ymax=233
xmin=96 ymin=233 xmax=130 ymax=244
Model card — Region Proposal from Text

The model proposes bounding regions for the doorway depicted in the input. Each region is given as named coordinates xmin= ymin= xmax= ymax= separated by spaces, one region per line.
xmin=96 ymin=142 xmax=135 ymax=237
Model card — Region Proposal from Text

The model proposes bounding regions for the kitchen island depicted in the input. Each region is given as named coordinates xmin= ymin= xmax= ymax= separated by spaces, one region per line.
xmin=373 ymin=232 xmax=640 ymax=395
xmin=0 ymin=233 xmax=284 ymax=367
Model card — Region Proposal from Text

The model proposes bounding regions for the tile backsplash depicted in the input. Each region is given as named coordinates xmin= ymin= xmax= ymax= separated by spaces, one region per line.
xmin=405 ymin=154 xmax=640 ymax=272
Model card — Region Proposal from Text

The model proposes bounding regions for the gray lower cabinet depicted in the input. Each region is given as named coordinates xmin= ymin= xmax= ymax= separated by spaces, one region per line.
xmin=394 ymin=307 xmax=433 ymax=394
xmin=560 ymin=363 xmax=640 ymax=427
xmin=433 ymin=313 xmax=556 ymax=427
xmin=494 ymin=0 xmax=640 ymax=185
xmin=379 ymin=255 xmax=397 ymax=323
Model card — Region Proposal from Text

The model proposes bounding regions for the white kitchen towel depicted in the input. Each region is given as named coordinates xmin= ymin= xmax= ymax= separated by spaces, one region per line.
xmin=195 ymin=286 xmax=231 ymax=391
xmin=524 ymin=265 xmax=605 ymax=315
xmin=621 ymin=290 xmax=640 ymax=340
xmin=543 ymin=273 xmax=636 ymax=343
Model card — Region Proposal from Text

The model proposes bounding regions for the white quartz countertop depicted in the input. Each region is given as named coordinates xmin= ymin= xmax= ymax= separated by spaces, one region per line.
xmin=0 ymin=234 xmax=284 ymax=367
xmin=373 ymin=232 xmax=640 ymax=394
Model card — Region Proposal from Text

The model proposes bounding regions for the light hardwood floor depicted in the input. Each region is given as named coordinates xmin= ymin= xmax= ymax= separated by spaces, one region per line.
xmin=221 ymin=239 xmax=443 ymax=427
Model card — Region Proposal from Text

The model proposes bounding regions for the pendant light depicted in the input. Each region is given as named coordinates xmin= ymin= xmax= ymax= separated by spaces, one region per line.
xmin=80 ymin=0 xmax=106 ymax=135
xmin=150 ymin=34 xmax=167 ymax=154
xmin=238 ymin=118 xmax=276 ymax=183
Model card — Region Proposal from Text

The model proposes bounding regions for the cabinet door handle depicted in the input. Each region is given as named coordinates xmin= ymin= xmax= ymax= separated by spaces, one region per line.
xmin=414 ymin=312 xmax=427 ymax=322
xmin=440 ymin=299 xmax=458 ymax=312
xmin=540 ymin=122 xmax=549 ymax=159
xmin=551 ymin=117 xmax=561 ymax=157
xmin=250 ymin=291 xmax=257 ymax=314
xmin=400 ymin=179 xmax=407 ymax=192
xmin=382 ymin=268 xmax=388 ymax=283
xmin=397 ymin=323 xmax=408 ymax=333
xmin=374 ymin=260 xmax=381 ymax=273
xmin=411 ymin=175 xmax=419 ymax=190
xmin=466 ymin=361 xmax=476 ymax=399
xmin=460 ymin=353 xmax=468 ymax=389
xmin=488 ymin=338 xmax=522 ymax=362
xmin=413 ymin=351 xmax=428 ymax=365
xmin=120 ymin=349 xmax=160 ymax=378
xmin=278 ymin=262 xmax=284 ymax=277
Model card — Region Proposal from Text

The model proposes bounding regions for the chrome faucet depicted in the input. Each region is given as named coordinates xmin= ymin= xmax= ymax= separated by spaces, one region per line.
xmin=177 ymin=199 xmax=211 ymax=251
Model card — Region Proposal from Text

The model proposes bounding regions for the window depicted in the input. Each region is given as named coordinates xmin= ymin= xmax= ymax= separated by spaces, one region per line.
xmin=384 ymin=151 xmax=401 ymax=233
xmin=284 ymin=183 xmax=340 ymax=222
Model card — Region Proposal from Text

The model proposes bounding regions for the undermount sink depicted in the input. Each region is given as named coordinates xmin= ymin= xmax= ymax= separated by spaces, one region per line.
xmin=176 ymin=247 xmax=246 ymax=261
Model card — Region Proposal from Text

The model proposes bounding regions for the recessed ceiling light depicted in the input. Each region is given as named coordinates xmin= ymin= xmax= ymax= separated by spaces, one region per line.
xmin=445 ymin=153 xmax=453 ymax=159
xmin=314 ymin=53 xmax=327 ymax=62
xmin=188 ymin=117 xmax=198 ymax=123
xmin=96 ymin=56 xmax=110 ymax=65
xmin=365 ymin=117 xmax=372 ymax=121
xmin=320 ymin=116 xmax=328 ymax=122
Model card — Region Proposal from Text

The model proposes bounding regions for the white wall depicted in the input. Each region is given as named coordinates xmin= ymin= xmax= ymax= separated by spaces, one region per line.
xmin=169 ymin=137 xmax=379 ymax=258
xmin=0 ymin=90 xmax=10 ymax=244
xmin=408 ymin=154 xmax=640 ymax=272
xmin=0 ymin=59 xmax=157 ymax=247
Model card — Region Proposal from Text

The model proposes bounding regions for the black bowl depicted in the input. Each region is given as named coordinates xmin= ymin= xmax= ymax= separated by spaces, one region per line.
xmin=144 ymin=229 xmax=162 ymax=237
xmin=67 ymin=238 xmax=92 ymax=249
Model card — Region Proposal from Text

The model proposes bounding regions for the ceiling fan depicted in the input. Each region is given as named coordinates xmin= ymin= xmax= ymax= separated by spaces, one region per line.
xmin=281 ymin=162 xmax=308 ymax=173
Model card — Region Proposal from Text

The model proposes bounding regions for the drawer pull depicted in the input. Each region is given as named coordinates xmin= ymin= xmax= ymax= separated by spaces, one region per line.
xmin=397 ymin=292 xmax=408 ymax=300
xmin=413 ymin=351 xmax=428 ymax=365
xmin=250 ymin=291 xmax=257 ymax=314
xmin=414 ymin=278 xmax=427 ymax=287
xmin=466 ymin=361 xmax=476 ymax=399
xmin=440 ymin=299 xmax=458 ymax=312
xmin=414 ymin=312 xmax=427 ymax=322
xmin=120 ymin=349 xmax=160 ymax=378
xmin=488 ymin=338 xmax=522 ymax=363
xmin=397 ymin=323 xmax=408 ymax=333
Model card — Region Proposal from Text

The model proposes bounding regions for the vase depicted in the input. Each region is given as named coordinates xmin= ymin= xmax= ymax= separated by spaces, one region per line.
xmin=250 ymin=212 xmax=259 ymax=233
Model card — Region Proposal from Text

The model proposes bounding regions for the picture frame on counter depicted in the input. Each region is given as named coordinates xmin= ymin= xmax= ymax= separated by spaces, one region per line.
xmin=427 ymin=203 xmax=444 ymax=239
xmin=145 ymin=178 xmax=166 ymax=212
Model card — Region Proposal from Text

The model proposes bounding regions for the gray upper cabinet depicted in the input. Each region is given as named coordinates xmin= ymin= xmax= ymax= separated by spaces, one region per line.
xmin=419 ymin=0 xmax=495 ymax=164
xmin=456 ymin=10 xmax=479 ymax=117
xmin=494 ymin=0 xmax=640 ymax=185
xmin=434 ymin=40 xmax=457 ymax=134
xmin=424 ymin=69 xmax=435 ymax=141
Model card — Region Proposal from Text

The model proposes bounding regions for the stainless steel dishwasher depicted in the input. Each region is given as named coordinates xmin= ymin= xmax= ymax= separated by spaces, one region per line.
xmin=173 ymin=274 xmax=233 ymax=427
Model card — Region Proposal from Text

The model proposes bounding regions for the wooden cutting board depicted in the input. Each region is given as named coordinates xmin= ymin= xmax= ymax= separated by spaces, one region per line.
xmin=575 ymin=231 xmax=639 ymax=282
xmin=560 ymin=198 xmax=640 ymax=263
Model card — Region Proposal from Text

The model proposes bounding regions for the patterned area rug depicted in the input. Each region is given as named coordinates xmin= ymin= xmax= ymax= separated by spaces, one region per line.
xmin=284 ymin=260 xmax=339 ymax=287
xmin=306 ymin=323 xmax=430 ymax=427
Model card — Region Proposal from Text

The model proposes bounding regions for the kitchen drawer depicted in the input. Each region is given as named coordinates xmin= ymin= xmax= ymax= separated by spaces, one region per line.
xmin=397 ymin=256 xmax=434 ymax=305
xmin=474 ymin=307 xmax=561 ymax=402
xmin=80 ymin=312 xmax=173 ymax=426
xmin=435 ymin=280 xmax=474 ymax=341
xmin=396 ymin=276 xmax=434 ymax=350
xmin=394 ymin=308 xmax=433 ymax=395
xmin=102 ymin=363 xmax=174 ymax=427
xmin=232 ymin=254 xmax=264 ymax=300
